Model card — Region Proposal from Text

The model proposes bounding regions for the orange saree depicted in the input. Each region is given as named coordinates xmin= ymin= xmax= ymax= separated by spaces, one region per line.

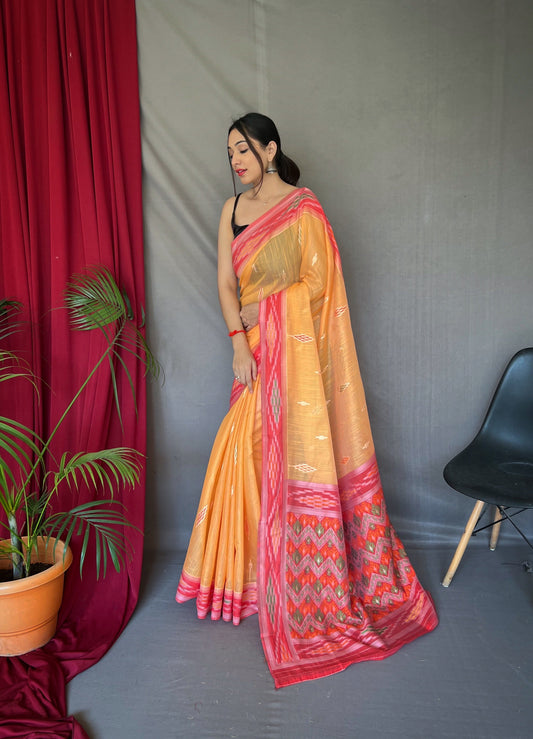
xmin=176 ymin=188 xmax=438 ymax=687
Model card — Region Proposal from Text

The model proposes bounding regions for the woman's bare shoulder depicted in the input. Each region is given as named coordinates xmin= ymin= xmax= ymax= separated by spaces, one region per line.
xmin=221 ymin=195 xmax=237 ymax=213
xmin=219 ymin=195 xmax=237 ymax=225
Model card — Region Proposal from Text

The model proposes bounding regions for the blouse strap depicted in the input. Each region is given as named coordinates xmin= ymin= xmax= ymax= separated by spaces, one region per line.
xmin=231 ymin=192 xmax=242 ymax=230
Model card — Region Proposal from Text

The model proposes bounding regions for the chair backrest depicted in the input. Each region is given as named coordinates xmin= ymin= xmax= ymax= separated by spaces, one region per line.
xmin=476 ymin=348 xmax=533 ymax=455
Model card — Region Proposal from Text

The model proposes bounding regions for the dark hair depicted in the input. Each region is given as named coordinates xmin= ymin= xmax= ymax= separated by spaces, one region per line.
xmin=228 ymin=113 xmax=300 ymax=192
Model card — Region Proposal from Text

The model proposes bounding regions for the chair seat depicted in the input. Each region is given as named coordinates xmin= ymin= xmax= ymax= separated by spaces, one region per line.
xmin=442 ymin=348 xmax=533 ymax=586
xmin=444 ymin=446 xmax=533 ymax=508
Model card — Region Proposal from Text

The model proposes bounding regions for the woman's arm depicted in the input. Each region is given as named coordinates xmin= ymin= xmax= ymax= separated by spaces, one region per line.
xmin=217 ymin=198 xmax=257 ymax=392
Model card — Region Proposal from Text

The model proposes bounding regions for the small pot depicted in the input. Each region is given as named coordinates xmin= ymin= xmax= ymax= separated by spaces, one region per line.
xmin=0 ymin=536 xmax=73 ymax=656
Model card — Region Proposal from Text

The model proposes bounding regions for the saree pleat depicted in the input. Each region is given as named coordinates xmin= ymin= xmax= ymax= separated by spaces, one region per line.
xmin=176 ymin=328 xmax=261 ymax=625
xmin=177 ymin=188 xmax=438 ymax=686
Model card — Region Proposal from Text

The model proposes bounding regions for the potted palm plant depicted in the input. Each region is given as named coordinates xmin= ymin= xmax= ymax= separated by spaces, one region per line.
xmin=0 ymin=267 xmax=158 ymax=656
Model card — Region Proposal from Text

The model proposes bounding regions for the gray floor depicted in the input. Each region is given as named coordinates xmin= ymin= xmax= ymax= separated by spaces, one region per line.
xmin=68 ymin=542 xmax=533 ymax=738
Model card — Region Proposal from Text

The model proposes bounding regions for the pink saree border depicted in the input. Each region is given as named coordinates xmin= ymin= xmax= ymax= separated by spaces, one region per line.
xmin=257 ymin=290 xmax=291 ymax=671
xmin=176 ymin=570 xmax=258 ymax=625
xmin=232 ymin=187 xmax=323 ymax=277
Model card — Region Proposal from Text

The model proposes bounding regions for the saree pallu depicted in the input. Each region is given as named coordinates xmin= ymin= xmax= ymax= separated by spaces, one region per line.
xmin=176 ymin=187 xmax=438 ymax=687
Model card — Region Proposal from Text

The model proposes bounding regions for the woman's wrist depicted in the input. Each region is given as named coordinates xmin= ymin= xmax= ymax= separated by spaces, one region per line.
xmin=230 ymin=331 xmax=248 ymax=344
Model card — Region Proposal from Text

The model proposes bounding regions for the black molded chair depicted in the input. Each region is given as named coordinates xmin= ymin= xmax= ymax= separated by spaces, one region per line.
xmin=442 ymin=347 xmax=533 ymax=587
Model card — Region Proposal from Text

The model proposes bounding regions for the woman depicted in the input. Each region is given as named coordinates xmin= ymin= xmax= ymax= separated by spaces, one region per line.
xmin=176 ymin=113 xmax=438 ymax=688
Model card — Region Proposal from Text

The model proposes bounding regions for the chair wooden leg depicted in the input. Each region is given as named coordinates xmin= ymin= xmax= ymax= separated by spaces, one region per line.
xmin=489 ymin=505 xmax=503 ymax=551
xmin=442 ymin=499 xmax=485 ymax=587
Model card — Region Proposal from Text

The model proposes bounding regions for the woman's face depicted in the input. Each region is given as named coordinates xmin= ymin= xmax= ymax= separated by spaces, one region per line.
xmin=227 ymin=128 xmax=268 ymax=187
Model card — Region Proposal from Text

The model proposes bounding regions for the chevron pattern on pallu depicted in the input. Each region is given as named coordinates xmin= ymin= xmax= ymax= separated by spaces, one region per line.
xmin=339 ymin=458 xmax=416 ymax=611
xmin=286 ymin=510 xmax=353 ymax=637
xmin=284 ymin=458 xmax=419 ymax=645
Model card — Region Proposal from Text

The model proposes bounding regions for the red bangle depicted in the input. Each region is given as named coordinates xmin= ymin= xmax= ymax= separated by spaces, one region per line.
xmin=228 ymin=329 xmax=246 ymax=337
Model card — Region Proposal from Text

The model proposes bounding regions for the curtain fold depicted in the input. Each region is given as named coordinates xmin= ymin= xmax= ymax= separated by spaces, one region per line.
xmin=0 ymin=1 xmax=145 ymax=735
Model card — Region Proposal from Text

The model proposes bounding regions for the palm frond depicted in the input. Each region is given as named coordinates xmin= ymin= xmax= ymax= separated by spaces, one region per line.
xmin=0 ymin=418 xmax=41 ymax=486
xmin=121 ymin=288 xmax=134 ymax=320
xmin=0 ymin=367 xmax=29 ymax=384
xmin=0 ymin=301 xmax=35 ymax=387
xmin=45 ymin=500 xmax=141 ymax=578
xmin=115 ymin=327 xmax=162 ymax=381
xmin=25 ymin=491 xmax=48 ymax=521
xmin=0 ymin=473 xmax=16 ymax=518
xmin=108 ymin=353 xmax=125 ymax=429
xmin=54 ymin=448 xmax=142 ymax=497
xmin=0 ymin=541 xmax=25 ymax=568
xmin=65 ymin=266 xmax=126 ymax=332
xmin=0 ymin=300 xmax=22 ymax=342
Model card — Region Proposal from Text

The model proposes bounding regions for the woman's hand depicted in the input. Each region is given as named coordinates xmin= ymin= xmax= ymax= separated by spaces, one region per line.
xmin=240 ymin=302 xmax=259 ymax=331
xmin=233 ymin=303 xmax=259 ymax=392
xmin=233 ymin=338 xmax=257 ymax=393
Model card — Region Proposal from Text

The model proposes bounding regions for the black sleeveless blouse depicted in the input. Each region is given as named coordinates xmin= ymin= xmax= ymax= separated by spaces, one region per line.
xmin=231 ymin=193 xmax=248 ymax=238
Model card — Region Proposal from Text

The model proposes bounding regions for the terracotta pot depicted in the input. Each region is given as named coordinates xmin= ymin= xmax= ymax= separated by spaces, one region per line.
xmin=0 ymin=536 xmax=73 ymax=656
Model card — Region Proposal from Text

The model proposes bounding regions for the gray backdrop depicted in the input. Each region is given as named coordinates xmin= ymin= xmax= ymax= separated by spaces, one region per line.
xmin=138 ymin=0 xmax=533 ymax=553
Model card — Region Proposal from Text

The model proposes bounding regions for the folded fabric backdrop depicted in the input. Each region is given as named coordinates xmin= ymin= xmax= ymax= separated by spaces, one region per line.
xmin=0 ymin=1 xmax=145 ymax=736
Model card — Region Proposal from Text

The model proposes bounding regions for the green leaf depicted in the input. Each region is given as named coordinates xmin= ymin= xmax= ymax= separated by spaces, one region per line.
xmin=0 ymin=300 xmax=23 ymax=342
xmin=65 ymin=266 xmax=126 ymax=333
xmin=45 ymin=500 xmax=141 ymax=578
xmin=54 ymin=448 xmax=141 ymax=497
xmin=0 ymin=417 xmax=41 ymax=486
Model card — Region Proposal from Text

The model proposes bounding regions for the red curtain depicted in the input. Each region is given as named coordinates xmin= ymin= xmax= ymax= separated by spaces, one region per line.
xmin=0 ymin=1 xmax=145 ymax=736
